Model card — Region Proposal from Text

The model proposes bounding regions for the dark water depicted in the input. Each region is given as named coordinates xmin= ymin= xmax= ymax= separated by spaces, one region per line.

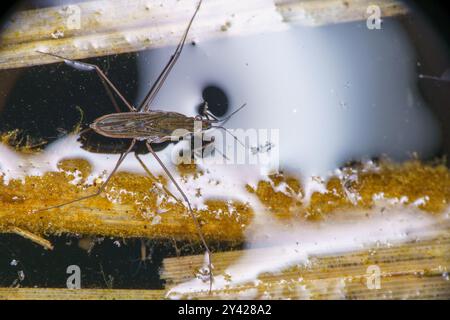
xmin=0 ymin=234 xmax=166 ymax=289
xmin=0 ymin=234 xmax=238 ymax=289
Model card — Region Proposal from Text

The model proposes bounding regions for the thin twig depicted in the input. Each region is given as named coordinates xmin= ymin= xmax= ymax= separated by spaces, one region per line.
xmin=9 ymin=226 xmax=54 ymax=250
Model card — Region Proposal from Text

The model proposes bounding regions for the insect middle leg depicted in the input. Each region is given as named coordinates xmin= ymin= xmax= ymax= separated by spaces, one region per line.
xmin=134 ymin=152 xmax=181 ymax=204
xmin=139 ymin=0 xmax=203 ymax=111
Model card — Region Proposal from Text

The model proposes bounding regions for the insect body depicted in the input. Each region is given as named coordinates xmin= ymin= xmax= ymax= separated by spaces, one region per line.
xmin=91 ymin=111 xmax=213 ymax=142
xmin=35 ymin=0 xmax=222 ymax=292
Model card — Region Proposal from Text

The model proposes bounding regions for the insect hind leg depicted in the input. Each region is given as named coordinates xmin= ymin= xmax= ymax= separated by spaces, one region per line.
xmin=36 ymin=51 xmax=136 ymax=113
xmin=33 ymin=140 xmax=137 ymax=213
xmin=145 ymin=142 xmax=213 ymax=292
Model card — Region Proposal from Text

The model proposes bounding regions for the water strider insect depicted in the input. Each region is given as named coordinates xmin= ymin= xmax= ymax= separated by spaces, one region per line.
xmin=33 ymin=0 xmax=246 ymax=291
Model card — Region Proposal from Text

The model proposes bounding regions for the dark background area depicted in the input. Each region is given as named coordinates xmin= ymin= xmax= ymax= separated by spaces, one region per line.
xmin=0 ymin=235 xmax=168 ymax=289
xmin=408 ymin=0 xmax=450 ymax=43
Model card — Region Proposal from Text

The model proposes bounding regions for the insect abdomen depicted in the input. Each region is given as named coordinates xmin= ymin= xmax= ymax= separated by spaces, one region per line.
xmin=90 ymin=111 xmax=195 ymax=140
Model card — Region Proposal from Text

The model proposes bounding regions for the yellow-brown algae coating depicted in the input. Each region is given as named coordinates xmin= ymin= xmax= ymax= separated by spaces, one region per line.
xmin=0 ymin=158 xmax=252 ymax=241
xmin=0 ymin=155 xmax=448 ymax=242
xmin=249 ymin=160 xmax=449 ymax=220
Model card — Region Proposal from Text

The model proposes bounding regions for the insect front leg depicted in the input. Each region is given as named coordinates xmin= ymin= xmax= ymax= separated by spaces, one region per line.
xmin=192 ymin=136 xmax=215 ymax=159
xmin=200 ymin=102 xmax=220 ymax=121
xmin=189 ymin=134 xmax=227 ymax=161
xmin=185 ymin=131 xmax=228 ymax=162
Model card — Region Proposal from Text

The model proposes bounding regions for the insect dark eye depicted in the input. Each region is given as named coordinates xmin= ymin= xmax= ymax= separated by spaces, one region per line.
xmin=197 ymin=85 xmax=229 ymax=117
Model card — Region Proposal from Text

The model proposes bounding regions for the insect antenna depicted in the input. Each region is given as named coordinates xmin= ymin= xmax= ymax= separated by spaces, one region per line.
xmin=212 ymin=103 xmax=247 ymax=126
xmin=212 ymin=125 xmax=252 ymax=151
xmin=205 ymin=103 xmax=251 ymax=154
